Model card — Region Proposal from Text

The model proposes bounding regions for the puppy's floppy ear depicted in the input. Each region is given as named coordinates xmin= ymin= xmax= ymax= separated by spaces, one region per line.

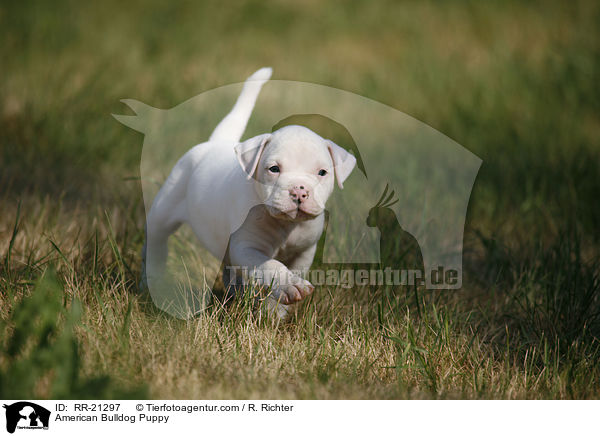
xmin=326 ymin=140 xmax=357 ymax=189
xmin=234 ymin=133 xmax=272 ymax=179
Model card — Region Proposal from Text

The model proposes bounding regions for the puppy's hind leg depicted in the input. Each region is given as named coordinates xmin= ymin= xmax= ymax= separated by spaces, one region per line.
xmin=141 ymin=153 xmax=193 ymax=293
xmin=141 ymin=210 xmax=183 ymax=293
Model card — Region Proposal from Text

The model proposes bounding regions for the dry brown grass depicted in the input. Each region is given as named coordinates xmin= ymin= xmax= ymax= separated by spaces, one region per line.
xmin=2 ymin=192 xmax=598 ymax=399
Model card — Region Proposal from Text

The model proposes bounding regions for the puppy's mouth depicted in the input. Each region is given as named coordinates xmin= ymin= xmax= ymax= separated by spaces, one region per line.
xmin=268 ymin=205 xmax=320 ymax=221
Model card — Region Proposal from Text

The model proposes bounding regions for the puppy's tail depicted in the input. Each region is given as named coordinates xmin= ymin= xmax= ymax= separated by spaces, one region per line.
xmin=209 ymin=67 xmax=272 ymax=143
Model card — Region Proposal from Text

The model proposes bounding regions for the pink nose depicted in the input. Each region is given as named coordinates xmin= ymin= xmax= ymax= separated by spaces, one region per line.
xmin=289 ymin=185 xmax=309 ymax=204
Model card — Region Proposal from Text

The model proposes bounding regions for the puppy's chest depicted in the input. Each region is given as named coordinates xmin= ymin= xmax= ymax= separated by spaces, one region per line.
xmin=274 ymin=223 xmax=319 ymax=260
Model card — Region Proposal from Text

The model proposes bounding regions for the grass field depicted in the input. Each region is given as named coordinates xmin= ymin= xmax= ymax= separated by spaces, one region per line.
xmin=1 ymin=0 xmax=600 ymax=399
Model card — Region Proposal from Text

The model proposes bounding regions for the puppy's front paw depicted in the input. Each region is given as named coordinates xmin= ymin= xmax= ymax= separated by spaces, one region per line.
xmin=275 ymin=276 xmax=314 ymax=304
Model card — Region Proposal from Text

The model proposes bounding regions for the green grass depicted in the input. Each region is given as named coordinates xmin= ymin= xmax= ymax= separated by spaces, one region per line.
xmin=1 ymin=0 xmax=600 ymax=399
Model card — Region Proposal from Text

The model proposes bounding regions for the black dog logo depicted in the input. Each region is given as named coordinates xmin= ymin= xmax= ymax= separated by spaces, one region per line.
xmin=3 ymin=402 xmax=50 ymax=434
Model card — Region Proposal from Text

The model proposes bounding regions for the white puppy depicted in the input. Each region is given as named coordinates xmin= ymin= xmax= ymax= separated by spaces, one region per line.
xmin=142 ymin=68 xmax=356 ymax=317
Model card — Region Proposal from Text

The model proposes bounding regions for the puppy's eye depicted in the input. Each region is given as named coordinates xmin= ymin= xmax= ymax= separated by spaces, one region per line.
xmin=318 ymin=169 xmax=327 ymax=176
xmin=268 ymin=165 xmax=280 ymax=173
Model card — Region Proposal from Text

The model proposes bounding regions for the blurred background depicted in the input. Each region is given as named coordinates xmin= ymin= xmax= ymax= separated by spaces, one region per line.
xmin=2 ymin=0 xmax=599 ymax=238
xmin=1 ymin=0 xmax=599 ymax=399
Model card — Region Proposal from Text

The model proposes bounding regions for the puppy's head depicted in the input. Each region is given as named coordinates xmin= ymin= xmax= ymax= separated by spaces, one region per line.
xmin=235 ymin=125 xmax=356 ymax=221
